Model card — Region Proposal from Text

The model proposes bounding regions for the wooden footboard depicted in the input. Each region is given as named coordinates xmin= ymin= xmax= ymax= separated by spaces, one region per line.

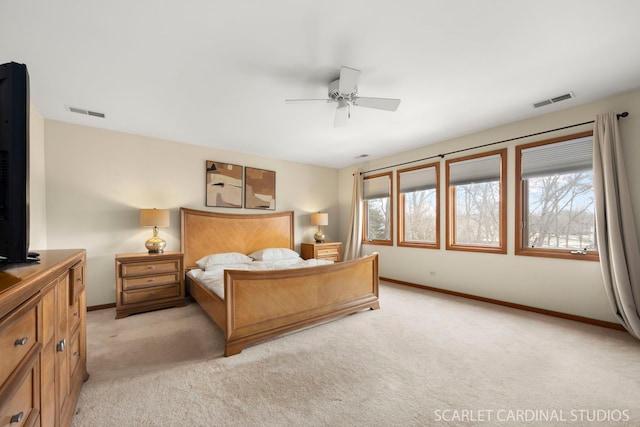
xmin=189 ymin=254 xmax=379 ymax=356
xmin=224 ymin=253 xmax=379 ymax=356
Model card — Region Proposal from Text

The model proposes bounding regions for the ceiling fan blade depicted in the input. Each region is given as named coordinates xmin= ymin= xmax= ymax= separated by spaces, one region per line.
xmin=334 ymin=99 xmax=349 ymax=127
xmin=285 ymin=98 xmax=334 ymax=104
xmin=352 ymin=97 xmax=401 ymax=111
xmin=338 ymin=66 xmax=361 ymax=94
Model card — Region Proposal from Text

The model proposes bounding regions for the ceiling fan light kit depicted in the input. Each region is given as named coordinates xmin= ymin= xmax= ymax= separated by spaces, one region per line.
xmin=286 ymin=66 xmax=401 ymax=127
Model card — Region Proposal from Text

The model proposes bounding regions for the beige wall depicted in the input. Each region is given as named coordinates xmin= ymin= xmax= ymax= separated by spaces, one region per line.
xmin=338 ymin=88 xmax=640 ymax=323
xmin=29 ymin=103 xmax=47 ymax=250
xmin=44 ymin=121 xmax=339 ymax=306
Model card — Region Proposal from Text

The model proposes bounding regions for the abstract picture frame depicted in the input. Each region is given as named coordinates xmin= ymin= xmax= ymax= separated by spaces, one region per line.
xmin=205 ymin=161 xmax=243 ymax=208
xmin=244 ymin=166 xmax=276 ymax=210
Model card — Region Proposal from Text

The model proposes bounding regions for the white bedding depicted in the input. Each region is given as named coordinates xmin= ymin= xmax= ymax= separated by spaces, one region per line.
xmin=187 ymin=258 xmax=334 ymax=299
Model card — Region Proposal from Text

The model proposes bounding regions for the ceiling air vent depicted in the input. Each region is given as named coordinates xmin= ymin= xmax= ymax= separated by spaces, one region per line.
xmin=533 ymin=92 xmax=575 ymax=108
xmin=66 ymin=105 xmax=106 ymax=118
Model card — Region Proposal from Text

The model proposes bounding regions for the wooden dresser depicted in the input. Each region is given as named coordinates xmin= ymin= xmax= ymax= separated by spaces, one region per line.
xmin=300 ymin=242 xmax=343 ymax=262
xmin=0 ymin=249 xmax=88 ymax=427
xmin=115 ymin=252 xmax=185 ymax=319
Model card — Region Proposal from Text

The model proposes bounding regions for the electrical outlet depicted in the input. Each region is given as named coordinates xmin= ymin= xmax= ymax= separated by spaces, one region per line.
xmin=429 ymin=271 xmax=436 ymax=276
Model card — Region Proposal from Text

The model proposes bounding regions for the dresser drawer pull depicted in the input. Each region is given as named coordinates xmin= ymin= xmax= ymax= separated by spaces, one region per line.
xmin=73 ymin=351 xmax=79 ymax=357
xmin=14 ymin=337 xmax=28 ymax=346
xmin=10 ymin=411 xmax=24 ymax=424
xmin=73 ymin=311 xmax=79 ymax=317
xmin=147 ymin=278 xmax=156 ymax=282
xmin=57 ymin=339 xmax=66 ymax=352
xmin=148 ymin=266 xmax=156 ymax=270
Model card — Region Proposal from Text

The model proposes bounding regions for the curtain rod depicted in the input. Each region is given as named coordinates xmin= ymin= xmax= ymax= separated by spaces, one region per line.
xmin=360 ymin=111 xmax=630 ymax=175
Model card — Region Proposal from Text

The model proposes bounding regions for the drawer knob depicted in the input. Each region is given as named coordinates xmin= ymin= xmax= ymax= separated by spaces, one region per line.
xmin=10 ymin=411 xmax=24 ymax=424
xmin=148 ymin=266 xmax=156 ymax=270
xmin=14 ymin=337 xmax=28 ymax=346
xmin=73 ymin=351 xmax=80 ymax=357
xmin=73 ymin=311 xmax=79 ymax=317
xmin=147 ymin=278 xmax=156 ymax=282
xmin=57 ymin=339 xmax=66 ymax=352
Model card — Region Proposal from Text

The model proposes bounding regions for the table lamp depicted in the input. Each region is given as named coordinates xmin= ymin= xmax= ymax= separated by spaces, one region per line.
xmin=310 ymin=212 xmax=328 ymax=243
xmin=140 ymin=208 xmax=170 ymax=253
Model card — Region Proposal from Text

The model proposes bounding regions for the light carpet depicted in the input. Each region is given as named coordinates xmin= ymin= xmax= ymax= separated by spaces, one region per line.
xmin=72 ymin=282 xmax=640 ymax=427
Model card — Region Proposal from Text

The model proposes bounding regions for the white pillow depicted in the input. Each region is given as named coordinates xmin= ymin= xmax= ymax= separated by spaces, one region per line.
xmin=248 ymin=247 xmax=299 ymax=261
xmin=195 ymin=252 xmax=253 ymax=270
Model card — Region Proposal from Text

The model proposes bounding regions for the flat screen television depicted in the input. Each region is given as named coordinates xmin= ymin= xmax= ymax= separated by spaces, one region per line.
xmin=0 ymin=61 xmax=37 ymax=265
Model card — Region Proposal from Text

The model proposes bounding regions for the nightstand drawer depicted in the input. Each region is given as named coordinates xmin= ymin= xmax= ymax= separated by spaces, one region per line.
xmin=317 ymin=248 xmax=338 ymax=255
xmin=121 ymin=260 xmax=180 ymax=277
xmin=115 ymin=252 xmax=185 ymax=319
xmin=300 ymin=242 xmax=343 ymax=262
xmin=122 ymin=284 xmax=181 ymax=305
xmin=122 ymin=272 xmax=180 ymax=290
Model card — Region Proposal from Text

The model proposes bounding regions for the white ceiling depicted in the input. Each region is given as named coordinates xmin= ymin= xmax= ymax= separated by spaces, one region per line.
xmin=2 ymin=0 xmax=640 ymax=169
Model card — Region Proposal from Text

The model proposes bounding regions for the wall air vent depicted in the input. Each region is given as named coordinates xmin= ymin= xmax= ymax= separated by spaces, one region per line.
xmin=533 ymin=92 xmax=575 ymax=108
xmin=65 ymin=105 xmax=106 ymax=118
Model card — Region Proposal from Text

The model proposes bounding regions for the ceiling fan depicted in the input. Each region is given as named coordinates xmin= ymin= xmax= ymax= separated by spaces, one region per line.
xmin=285 ymin=66 xmax=401 ymax=127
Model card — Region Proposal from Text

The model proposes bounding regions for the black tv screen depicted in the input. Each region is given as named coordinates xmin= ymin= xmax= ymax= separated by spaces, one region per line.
xmin=0 ymin=61 xmax=31 ymax=264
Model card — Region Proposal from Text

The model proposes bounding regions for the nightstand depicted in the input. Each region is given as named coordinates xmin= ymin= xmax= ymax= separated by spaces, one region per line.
xmin=300 ymin=242 xmax=343 ymax=262
xmin=115 ymin=251 xmax=185 ymax=319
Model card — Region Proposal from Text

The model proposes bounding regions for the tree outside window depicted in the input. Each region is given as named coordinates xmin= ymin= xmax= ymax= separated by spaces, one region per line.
xmin=363 ymin=172 xmax=393 ymax=245
xmin=516 ymin=131 xmax=598 ymax=261
xmin=397 ymin=163 xmax=439 ymax=248
xmin=446 ymin=149 xmax=507 ymax=254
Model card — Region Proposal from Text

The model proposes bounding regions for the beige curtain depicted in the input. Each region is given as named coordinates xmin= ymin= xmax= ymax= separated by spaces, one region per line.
xmin=593 ymin=112 xmax=640 ymax=339
xmin=344 ymin=169 xmax=363 ymax=260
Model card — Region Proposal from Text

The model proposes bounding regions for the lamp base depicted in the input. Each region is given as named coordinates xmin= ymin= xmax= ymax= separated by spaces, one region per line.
xmin=145 ymin=228 xmax=166 ymax=253
xmin=314 ymin=230 xmax=325 ymax=243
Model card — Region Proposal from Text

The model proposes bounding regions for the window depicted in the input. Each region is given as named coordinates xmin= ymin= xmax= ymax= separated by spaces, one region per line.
xmin=446 ymin=149 xmax=507 ymax=253
xmin=397 ymin=163 xmax=439 ymax=248
xmin=363 ymin=172 xmax=393 ymax=245
xmin=515 ymin=131 xmax=598 ymax=261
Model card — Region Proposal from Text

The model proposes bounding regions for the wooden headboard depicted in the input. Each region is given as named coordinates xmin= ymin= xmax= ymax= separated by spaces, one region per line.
xmin=180 ymin=208 xmax=295 ymax=269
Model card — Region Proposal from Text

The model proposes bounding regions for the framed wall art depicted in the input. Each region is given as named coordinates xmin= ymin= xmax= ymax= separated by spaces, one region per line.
xmin=244 ymin=167 xmax=276 ymax=210
xmin=206 ymin=161 xmax=243 ymax=208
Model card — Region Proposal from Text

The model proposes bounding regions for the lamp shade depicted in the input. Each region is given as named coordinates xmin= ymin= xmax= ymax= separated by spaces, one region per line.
xmin=139 ymin=209 xmax=170 ymax=227
xmin=310 ymin=213 xmax=328 ymax=226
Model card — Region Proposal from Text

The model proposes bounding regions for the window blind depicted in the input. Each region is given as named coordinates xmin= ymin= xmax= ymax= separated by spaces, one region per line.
xmin=449 ymin=154 xmax=502 ymax=186
xmin=521 ymin=136 xmax=592 ymax=179
xmin=399 ymin=166 xmax=437 ymax=193
xmin=363 ymin=175 xmax=390 ymax=200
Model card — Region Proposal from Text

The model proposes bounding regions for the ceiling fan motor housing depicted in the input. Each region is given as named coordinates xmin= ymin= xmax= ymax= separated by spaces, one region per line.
xmin=329 ymin=79 xmax=357 ymax=100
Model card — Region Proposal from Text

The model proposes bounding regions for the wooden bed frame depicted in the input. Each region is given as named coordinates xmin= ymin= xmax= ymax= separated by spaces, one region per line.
xmin=180 ymin=207 xmax=379 ymax=356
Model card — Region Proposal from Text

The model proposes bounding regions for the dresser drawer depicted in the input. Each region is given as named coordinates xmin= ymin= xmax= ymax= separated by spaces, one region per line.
xmin=68 ymin=298 xmax=81 ymax=335
xmin=0 ymin=367 xmax=36 ymax=427
xmin=318 ymin=254 xmax=339 ymax=262
xmin=69 ymin=330 xmax=82 ymax=380
xmin=122 ymin=272 xmax=180 ymax=290
xmin=0 ymin=305 xmax=37 ymax=387
xmin=122 ymin=284 xmax=181 ymax=305
xmin=69 ymin=261 xmax=86 ymax=304
xmin=121 ymin=260 xmax=180 ymax=277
